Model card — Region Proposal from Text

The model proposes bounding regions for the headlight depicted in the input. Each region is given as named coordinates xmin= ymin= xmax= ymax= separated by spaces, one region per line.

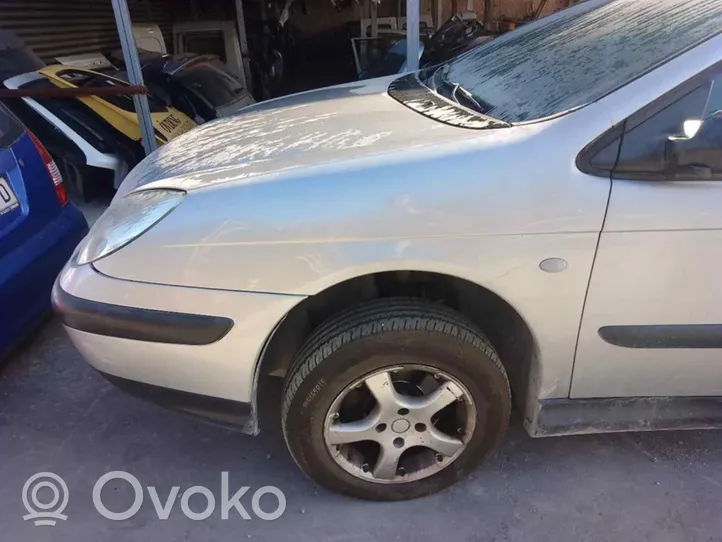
xmin=76 ymin=189 xmax=185 ymax=265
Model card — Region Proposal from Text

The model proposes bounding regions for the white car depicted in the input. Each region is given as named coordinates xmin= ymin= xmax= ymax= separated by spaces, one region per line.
xmin=54 ymin=0 xmax=722 ymax=500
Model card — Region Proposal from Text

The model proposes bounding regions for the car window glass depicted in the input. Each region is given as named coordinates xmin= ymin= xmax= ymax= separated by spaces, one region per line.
xmin=704 ymin=79 xmax=722 ymax=118
xmin=0 ymin=103 xmax=22 ymax=147
xmin=615 ymin=69 xmax=722 ymax=179
xmin=441 ymin=0 xmax=722 ymax=123
xmin=175 ymin=61 xmax=245 ymax=107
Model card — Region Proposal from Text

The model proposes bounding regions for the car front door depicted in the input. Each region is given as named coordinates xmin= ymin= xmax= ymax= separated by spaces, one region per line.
xmin=572 ymin=60 xmax=722 ymax=399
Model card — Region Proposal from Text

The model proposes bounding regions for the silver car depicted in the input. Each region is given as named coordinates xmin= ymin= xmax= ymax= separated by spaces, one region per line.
xmin=53 ymin=0 xmax=722 ymax=500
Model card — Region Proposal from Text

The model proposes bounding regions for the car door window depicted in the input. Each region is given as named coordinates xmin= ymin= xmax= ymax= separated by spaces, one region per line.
xmin=614 ymin=68 xmax=722 ymax=180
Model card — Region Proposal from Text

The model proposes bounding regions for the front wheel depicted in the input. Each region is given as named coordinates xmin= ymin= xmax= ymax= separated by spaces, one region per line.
xmin=281 ymin=299 xmax=511 ymax=500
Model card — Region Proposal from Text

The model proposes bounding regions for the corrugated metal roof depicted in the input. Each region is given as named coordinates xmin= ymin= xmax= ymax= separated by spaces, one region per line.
xmin=0 ymin=0 xmax=172 ymax=63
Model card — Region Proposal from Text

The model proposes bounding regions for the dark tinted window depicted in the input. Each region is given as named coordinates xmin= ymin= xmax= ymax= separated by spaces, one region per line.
xmin=615 ymin=69 xmax=722 ymax=179
xmin=0 ymin=42 xmax=44 ymax=82
xmin=617 ymin=85 xmax=710 ymax=176
xmin=175 ymin=61 xmax=246 ymax=107
xmin=0 ymin=103 xmax=23 ymax=148
xmin=441 ymin=0 xmax=722 ymax=123
xmin=183 ymin=34 xmax=226 ymax=62
xmin=361 ymin=39 xmax=407 ymax=80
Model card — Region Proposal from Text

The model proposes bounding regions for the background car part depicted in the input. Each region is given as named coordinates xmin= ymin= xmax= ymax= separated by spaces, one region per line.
xmin=173 ymin=21 xmax=247 ymax=82
xmin=0 ymin=30 xmax=44 ymax=84
xmin=4 ymin=71 xmax=142 ymax=197
xmin=109 ymin=51 xmax=255 ymax=122
xmin=419 ymin=14 xmax=493 ymax=69
xmin=38 ymin=65 xmax=196 ymax=145
xmin=357 ymin=14 xmax=493 ymax=80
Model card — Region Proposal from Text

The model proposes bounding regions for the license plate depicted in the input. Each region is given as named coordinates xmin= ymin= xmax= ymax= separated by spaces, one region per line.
xmin=0 ymin=177 xmax=19 ymax=216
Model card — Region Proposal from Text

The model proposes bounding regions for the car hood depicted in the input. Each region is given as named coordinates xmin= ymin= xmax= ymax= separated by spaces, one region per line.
xmin=117 ymin=76 xmax=481 ymax=196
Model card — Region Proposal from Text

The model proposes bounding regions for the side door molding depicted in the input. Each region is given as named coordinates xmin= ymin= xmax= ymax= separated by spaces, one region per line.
xmin=599 ymin=324 xmax=722 ymax=349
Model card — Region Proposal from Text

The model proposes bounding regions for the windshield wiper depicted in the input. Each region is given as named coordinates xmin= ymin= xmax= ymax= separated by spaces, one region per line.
xmin=452 ymin=83 xmax=488 ymax=114
xmin=427 ymin=65 xmax=495 ymax=117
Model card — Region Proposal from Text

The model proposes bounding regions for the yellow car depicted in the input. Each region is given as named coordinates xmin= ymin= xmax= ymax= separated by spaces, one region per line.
xmin=38 ymin=65 xmax=196 ymax=145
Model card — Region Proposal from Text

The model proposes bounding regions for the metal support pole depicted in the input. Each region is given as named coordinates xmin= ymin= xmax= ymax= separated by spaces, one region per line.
xmin=484 ymin=0 xmax=493 ymax=31
xmin=111 ymin=0 xmax=157 ymax=156
xmin=405 ymin=0 xmax=420 ymax=71
xmin=234 ymin=0 xmax=253 ymax=90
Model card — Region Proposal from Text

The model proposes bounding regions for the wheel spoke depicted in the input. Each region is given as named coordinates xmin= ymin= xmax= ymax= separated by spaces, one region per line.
xmin=413 ymin=381 xmax=465 ymax=421
xmin=324 ymin=367 xmax=475 ymax=484
xmin=373 ymin=443 xmax=404 ymax=480
xmin=426 ymin=426 xmax=465 ymax=457
xmin=326 ymin=414 xmax=380 ymax=445
xmin=365 ymin=371 xmax=404 ymax=413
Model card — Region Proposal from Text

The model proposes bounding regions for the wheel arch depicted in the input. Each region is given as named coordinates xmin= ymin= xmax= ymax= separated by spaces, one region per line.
xmin=253 ymin=269 xmax=539 ymax=428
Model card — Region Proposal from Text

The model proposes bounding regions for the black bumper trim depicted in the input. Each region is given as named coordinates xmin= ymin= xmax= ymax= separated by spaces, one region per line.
xmin=52 ymin=279 xmax=234 ymax=345
xmin=100 ymin=372 xmax=255 ymax=432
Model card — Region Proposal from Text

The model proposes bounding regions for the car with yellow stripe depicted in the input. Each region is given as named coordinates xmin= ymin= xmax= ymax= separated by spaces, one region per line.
xmin=38 ymin=65 xmax=196 ymax=145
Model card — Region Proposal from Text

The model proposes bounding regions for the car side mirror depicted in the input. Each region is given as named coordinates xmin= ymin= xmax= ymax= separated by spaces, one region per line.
xmin=665 ymin=112 xmax=722 ymax=178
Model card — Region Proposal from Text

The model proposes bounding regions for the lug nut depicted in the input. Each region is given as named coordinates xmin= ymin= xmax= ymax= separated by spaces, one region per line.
xmin=397 ymin=408 xmax=409 ymax=416
xmin=393 ymin=437 xmax=405 ymax=448
xmin=435 ymin=453 xmax=444 ymax=462
xmin=376 ymin=423 xmax=387 ymax=433
xmin=415 ymin=423 xmax=427 ymax=432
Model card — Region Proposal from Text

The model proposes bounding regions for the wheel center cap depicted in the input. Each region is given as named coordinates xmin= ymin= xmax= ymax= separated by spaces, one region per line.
xmin=391 ymin=419 xmax=410 ymax=434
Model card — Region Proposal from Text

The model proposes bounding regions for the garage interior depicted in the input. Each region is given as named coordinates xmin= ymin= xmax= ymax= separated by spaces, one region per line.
xmin=1 ymin=0 xmax=573 ymax=100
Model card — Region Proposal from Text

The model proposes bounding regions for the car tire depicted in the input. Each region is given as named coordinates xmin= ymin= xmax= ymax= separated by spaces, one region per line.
xmin=281 ymin=298 xmax=511 ymax=500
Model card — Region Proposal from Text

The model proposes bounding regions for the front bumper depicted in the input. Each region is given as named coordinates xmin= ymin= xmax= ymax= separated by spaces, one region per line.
xmin=53 ymin=263 xmax=304 ymax=433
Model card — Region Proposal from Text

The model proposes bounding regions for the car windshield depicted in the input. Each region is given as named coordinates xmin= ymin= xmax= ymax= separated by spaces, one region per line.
xmin=434 ymin=0 xmax=722 ymax=123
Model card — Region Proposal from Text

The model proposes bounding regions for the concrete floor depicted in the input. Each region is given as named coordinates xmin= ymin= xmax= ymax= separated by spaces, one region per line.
xmin=2 ymin=320 xmax=722 ymax=541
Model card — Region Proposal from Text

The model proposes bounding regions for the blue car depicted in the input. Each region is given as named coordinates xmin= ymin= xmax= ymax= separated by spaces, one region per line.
xmin=0 ymin=103 xmax=88 ymax=358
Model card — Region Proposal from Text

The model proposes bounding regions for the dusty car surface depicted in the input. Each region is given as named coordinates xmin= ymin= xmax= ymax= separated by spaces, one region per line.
xmin=53 ymin=0 xmax=722 ymax=500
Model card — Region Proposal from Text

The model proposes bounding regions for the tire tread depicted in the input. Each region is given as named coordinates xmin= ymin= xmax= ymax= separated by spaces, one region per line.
xmin=281 ymin=298 xmax=509 ymax=435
